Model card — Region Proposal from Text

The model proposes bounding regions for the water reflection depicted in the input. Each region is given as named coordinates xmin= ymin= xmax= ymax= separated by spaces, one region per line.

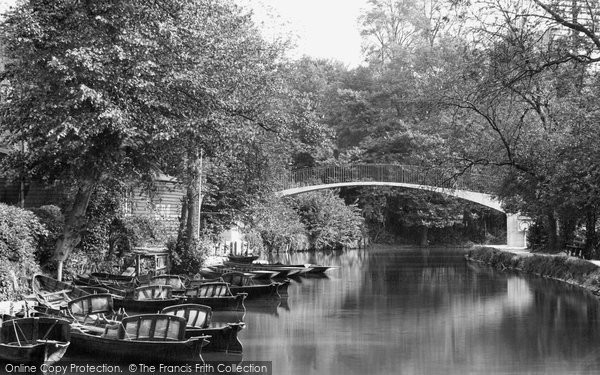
xmin=241 ymin=246 xmax=600 ymax=375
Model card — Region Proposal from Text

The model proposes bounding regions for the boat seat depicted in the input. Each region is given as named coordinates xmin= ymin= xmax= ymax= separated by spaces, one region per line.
xmin=116 ymin=314 xmax=187 ymax=341
xmin=161 ymin=304 xmax=212 ymax=328
xmin=150 ymin=276 xmax=186 ymax=290
xmin=134 ymin=285 xmax=173 ymax=300
xmin=80 ymin=324 xmax=106 ymax=335
xmin=185 ymin=282 xmax=231 ymax=298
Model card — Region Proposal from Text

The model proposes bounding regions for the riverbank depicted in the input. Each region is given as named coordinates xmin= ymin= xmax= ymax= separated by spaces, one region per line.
xmin=466 ymin=246 xmax=600 ymax=296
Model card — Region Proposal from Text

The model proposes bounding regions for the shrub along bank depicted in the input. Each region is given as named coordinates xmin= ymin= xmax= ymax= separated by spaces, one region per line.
xmin=0 ymin=203 xmax=43 ymax=300
xmin=466 ymin=246 xmax=600 ymax=295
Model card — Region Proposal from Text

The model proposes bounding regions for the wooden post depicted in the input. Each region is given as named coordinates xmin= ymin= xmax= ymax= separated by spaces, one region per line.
xmin=135 ymin=253 xmax=141 ymax=277
xmin=57 ymin=261 xmax=63 ymax=282
xmin=197 ymin=149 xmax=203 ymax=239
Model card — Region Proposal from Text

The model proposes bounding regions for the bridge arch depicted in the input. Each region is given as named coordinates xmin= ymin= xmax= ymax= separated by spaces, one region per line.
xmin=276 ymin=164 xmax=527 ymax=247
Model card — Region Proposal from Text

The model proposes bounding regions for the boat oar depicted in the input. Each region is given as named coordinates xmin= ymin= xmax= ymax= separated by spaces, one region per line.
xmin=41 ymin=319 xmax=59 ymax=341
xmin=12 ymin=321 xmax=22 ymax=347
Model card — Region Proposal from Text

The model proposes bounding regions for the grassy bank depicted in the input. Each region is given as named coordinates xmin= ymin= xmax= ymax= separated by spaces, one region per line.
xmin=466 ymin=246 xmax=600 ymax=295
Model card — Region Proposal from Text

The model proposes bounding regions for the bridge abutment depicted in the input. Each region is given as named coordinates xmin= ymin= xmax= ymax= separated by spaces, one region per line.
xmin=506 ymin=214 xmax=528 ymax=248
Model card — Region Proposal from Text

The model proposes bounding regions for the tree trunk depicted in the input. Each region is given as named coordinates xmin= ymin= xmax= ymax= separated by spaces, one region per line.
xmin=53 ymin=179 xmax=96 ymax=281
xmin=176 ymin=149 xmax=201 ymax=252
xmin=585 ymin=207 xmax=597 ymax=258
xmin=546 ymin=211 xmax=558 ymax=252
xmin=185 ymin=179 xmax=199 ymax=243
xmin=558 ymin=213 xmax=576 ymax=251
xmin=178 ymin=195 xmax=188 ymax=238
xmin=420 ymin=226 xmax=428 ymax=246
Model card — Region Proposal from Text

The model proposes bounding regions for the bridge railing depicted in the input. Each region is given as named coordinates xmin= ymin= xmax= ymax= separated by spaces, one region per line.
xmin=281 ymin=164 xmax=499 ymax=194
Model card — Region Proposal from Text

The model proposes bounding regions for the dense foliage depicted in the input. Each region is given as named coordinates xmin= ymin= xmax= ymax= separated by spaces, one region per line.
xmin=277 ymin=0 xmax=600 ymax=253
xmin=249 ymin=196 xmax=309 ymax=252
xmin=290 ymin=191 xmax=365 ymax=251
xmin=4 ymin=0 xmax=600 ymax=277
xmin=0 ymin=0 xmax=328 ymax=276
xmin=0 ymin=203 xmax=43 ymax=299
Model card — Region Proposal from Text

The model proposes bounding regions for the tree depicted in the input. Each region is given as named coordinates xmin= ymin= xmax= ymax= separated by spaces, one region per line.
xmin=0 ymin=0 xmax=302 ymax=278
xmin=432 ymin=0 xmax=600 ymax=253
xmin=1 ymin=1 xmax=179 ymax=278
xmin=290 ymin=190 xmax=365 ymax=250
xmin=249 ymin=195 xmax=308 ymax=252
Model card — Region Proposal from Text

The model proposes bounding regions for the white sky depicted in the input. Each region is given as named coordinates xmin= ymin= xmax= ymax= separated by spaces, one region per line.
xmin=0 ymin=0 xmax=368 ymax=67
xmin=240 ymin=0 xmax=368 ymax=67
xmin=0 ymin=0 xmax=13 ymax=13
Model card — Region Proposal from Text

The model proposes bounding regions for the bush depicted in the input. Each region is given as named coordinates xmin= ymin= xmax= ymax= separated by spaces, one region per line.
xmin=31 ymin=205 xmax=64 ymax=271
xmin=249 ymin=196 xmax=308 ymax=252
xmin=109 ymin=215 xmax=170 ymax=257
xmin=290 ymin=190 xmax=365 ymax=250
xmin=168 ymin=235 xmax=210 ymax=276
xmin=0 ymin=203 xmax=45 ymax=299
xmin=242 ymin=228 xmax=265 ymax=255
xmin=469 ymin=246 xmax=600 ymax=284
xmin=66 ymin=184 xmax=170 ymax=276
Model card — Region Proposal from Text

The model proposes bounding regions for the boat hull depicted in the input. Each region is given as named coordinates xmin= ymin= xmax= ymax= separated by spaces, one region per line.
xmin=185 ymin=323 xmax=244 ymax=353
xmin=184 ymin=295 xmax=246 ymax=312
xmin=230 ymin=284 xmax=279 ymax=299
xmin=227 ymin=255 xmax=259 ymax=263
xmin=112 ymin=297 xmax=182 ymax=313
xmin=0 ymin=317 xmax=71 ymax=366
xmin=69 ymin=330 xmax=204 ymax=362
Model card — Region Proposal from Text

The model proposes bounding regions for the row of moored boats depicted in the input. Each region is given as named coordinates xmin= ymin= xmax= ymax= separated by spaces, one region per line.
xmin=0 ymin=257 xmax=334 ymax=366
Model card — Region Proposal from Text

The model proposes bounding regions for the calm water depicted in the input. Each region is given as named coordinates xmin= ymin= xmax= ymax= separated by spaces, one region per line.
xmin=14 ymin=246 xmax=600 ymax=375
xmin=240 ymin=246 xmax=600 ymax=375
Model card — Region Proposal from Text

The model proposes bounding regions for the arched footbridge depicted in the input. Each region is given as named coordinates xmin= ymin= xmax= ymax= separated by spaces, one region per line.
xmin=276 ymin=164 xmax=528 ymax=248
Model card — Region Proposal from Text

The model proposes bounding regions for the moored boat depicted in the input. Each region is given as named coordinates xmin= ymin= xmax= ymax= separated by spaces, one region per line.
xmin=184 ymin=282 xmax=246 ymax=312
xmin=203 ymin=266 xmax=280 ymax=280
xmin=228 ymin=261 xmax=336 ymax=275
xmin=65 ymin=294 xmax=124 ymax=326
xmin=227 ymin=254 xmax=259 ymax=264
xmin=0 ymin=317 xmax=70 ymax=366
xmin=146 ymin=275 xmax=188 ymax=294
xmin=32 ymin=274 xmax=91 ymax=310
xmin=69 ymin=314 xmax=208 ymax=362
xmin=112 ymin=285 xmax=182 ymax=313
xmin=220 ymin=272 xmax=282 ymax=299
xmin=161 ymin=304 xmax=244 ymax=353
xmin=222 ymin=261 xmax=305 ymax=277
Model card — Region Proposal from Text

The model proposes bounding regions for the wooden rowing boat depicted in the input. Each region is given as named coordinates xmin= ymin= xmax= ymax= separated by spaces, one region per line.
xmin=219 ymin=272 xmax=281 ymax=299
xmin=286 ymin=264 xmax=336 ymax=274
xmin=184 ymin=282 xmax=246 ymax=312
xmin=64 ymin=293 xmax=126 ymax=327
xmin=112 ymin=285 xmax=182 ymax=313
xmin=161 ymin=304 xmax=244 ymax=353
xmin=228 ymin=261 xmax=336 ymax=275
xmin=146 ymin=275 xmax=188 ymax=294
xmin=73 ymin=274 xmax=138 ymax=289
xmin=227 ymin=254 xmax=259 ymax=263
xmin=69 ymin=314 xmax=208 ymax=362
xmin=222 ymin=262 xmax=301 ymax=277
xmin=208 ymin=265 xmax=282 ymax=279
xmin=0 ymin=317 xmax=70 ymax=366
xmin=32 ymin=274 xmax=90 ymax=310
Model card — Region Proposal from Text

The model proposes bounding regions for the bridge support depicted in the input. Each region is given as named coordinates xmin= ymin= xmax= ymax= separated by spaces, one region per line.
xmin=506 ymin=214 xmax=529 ymax=248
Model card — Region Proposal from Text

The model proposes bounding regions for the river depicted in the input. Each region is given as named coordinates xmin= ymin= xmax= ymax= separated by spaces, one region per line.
xmin=240 ymin=245 xmax=600 ymax=375
xmin=18 ymin=245 xmax=600 ymax=375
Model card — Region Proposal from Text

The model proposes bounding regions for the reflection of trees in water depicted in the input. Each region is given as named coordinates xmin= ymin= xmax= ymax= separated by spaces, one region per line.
xmin=498 ymin=275 xmax=600 ymax=362
xmin=242 ymin=249 xmax=369 ymax=374
xmin=340 ymin=247 xmax=600 ymax=373
xmin=463 ymin=261 xmax=600 ymax=371
xmin=243 ymin=247 xmax=600 ymax=374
